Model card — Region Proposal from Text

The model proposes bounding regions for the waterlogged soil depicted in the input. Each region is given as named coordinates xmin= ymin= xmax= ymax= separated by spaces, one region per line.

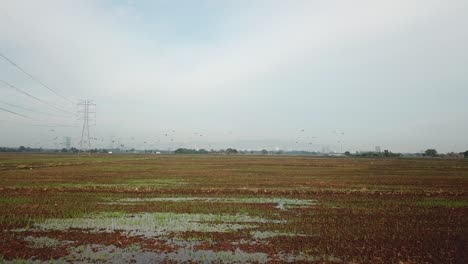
xmin=0 ymin=154 xmax=467 ymax=263
xmin=0 ymin=229 xmax=174 ymax=260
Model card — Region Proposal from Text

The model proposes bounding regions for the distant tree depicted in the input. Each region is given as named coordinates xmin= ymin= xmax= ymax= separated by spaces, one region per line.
xmin=383 ymin=150 xmax=390 ymax=157
xmin=464 ymin=151 xmax=468 ymax=158
xmin=425 ymin=149 xmax=438 ymax=157
xmin=261 ymin=149 xmax=268 ymax=155
xmin=226 ymin=148 xmax=238 ymax=154
xmin=18 ymin=146 xmax=26 ymax=152
xmin=70 ymin=147 xmax=79 ymax=153
xmin=344 ymin=151 xmax=351 ymax=156
xmin=175 ymin=148 xmax=188 ymax=154
xmin=198 ymin=149 xmax=209 ymax=154
xmin=61 ymin=148 xmax=68 ymax=153
xmin=175 ymin=148 xmax=209 ymax=154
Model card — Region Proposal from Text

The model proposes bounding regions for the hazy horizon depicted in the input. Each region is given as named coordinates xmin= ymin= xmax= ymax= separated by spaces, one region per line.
xmin=1 ymin=0 xmax=467 ymax=153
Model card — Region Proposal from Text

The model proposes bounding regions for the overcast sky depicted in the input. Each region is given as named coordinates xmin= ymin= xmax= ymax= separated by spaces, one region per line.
xmin=0 ymin=0 xmax=467 ymax=153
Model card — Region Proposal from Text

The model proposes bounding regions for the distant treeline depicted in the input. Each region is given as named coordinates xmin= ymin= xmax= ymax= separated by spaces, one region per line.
xmin=1 ymin=146 xmax=467 ymax=158
xmin=347 ymin=150 xmax=402 ymax=157
xmin=175 ymin=148 xmax=238 ymax=154
xmin=0 ymin=146 xmax=109 ymax=154
xmin=0 ymin=146 xmax=43 ymax=153
xmin=347 ymin=149 xmax=468 ymax=159
xmin=170 ymin=148 xmax=468 ymax=158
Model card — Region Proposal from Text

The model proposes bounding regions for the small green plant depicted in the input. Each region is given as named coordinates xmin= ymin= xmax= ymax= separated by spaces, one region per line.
xmin=416 ymin=198 xmax=468 ymax=208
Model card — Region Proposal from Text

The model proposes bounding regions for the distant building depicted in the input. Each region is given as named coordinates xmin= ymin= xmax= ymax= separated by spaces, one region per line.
xmin=321 ymin=146 xmax=331 ymax=153
xmin=446 ymin=152 xmax=464 ymax=159
xmin=64 ymin=137 xmax=72 ymax=149
xmin=375 ymin=146 xmax=381 ymax=153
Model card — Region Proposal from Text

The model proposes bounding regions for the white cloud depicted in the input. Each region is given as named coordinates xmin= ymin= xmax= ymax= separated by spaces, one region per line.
xmin=1 ymin=0 xmax=446 ymax=99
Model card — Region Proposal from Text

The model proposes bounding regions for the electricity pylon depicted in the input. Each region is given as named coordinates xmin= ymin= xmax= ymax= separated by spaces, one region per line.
xmin=77 ymin=100 xmax=95 ymax=152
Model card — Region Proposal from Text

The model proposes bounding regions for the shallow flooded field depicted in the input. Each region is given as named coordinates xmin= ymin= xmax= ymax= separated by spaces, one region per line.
xmin=0 ymin=154 xmax=467 ymax=263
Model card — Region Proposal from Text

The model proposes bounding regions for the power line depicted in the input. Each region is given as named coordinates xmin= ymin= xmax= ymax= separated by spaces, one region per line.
xmin=0 ymin=102 xmax=79 ymax=127
xmin=35 ymin=122 xmax=79 ymax=127
xmin=0 ymin=106 xmax=33 ymax=119
xmin=0 ymin=79 xmax=75 ymax=115
xmin=0 ymin=107 xmax=79 ymax=127
xmin=0 ymin=52 xmax=76 ymax=105
xmin=0 ymin=100 xmax=74 ymax=118
xmin=0 ymin=118 xmax=79 ymax=128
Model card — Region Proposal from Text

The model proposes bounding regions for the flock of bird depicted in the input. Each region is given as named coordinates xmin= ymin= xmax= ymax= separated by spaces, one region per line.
xmin=42 ymin=128 xmax=346 ymax=151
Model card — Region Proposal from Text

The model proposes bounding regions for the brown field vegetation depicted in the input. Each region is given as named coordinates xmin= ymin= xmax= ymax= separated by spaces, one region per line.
xmin=0 ymin=154 xmax=467 ymax=263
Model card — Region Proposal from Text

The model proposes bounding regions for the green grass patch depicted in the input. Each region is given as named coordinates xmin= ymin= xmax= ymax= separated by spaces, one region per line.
xmin=115 ymin=197 xmax=316 ymax=210
xmin=27 ymin=211 xmax=284 ymax=237
xmin=0 ymin=197 xmax=32 ymax=205
xmin=416 ymin=198 xmax=468 ymax=208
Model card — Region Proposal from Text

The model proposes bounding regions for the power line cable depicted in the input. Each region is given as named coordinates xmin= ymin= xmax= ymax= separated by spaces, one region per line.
xmin=0 ymin=107 xmax=79 ymax=127
xmin=0 ymin=99 xmax=75 ymax=118
xmin=0 ymin=118 xmax=79 ymax=128
xmin=0 ymin=10 xmax=77 ymax=107
xmin=0 ymin=79 xmax=75 ymax=115
xmin=0 ymin=106 xmax=33 ymax=119
xmin=0 ymin=52 xmax=76 ymax=105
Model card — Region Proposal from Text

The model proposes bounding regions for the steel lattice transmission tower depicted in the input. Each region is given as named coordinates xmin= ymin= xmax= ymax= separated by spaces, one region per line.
xmin=77 ymin=100 xmax=96 ymax=151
